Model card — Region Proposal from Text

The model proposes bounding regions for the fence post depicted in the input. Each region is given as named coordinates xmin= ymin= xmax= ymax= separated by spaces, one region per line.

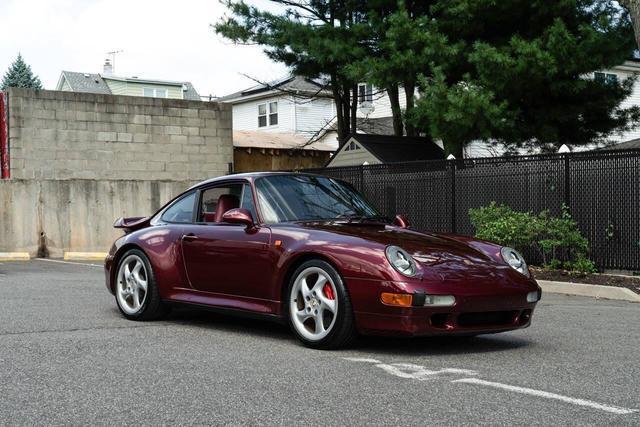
xmin=450 ymin=159 xmax=457 ymax=233
xmin=358 ymin=165 xmax=364 ymax=192
xmin=563 ymin=154 xmax=571 ymax=208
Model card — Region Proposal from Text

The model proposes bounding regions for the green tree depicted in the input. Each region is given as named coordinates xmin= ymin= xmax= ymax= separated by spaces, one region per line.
xmin=214 ymin=1 xmax=368 ymax=141
xmin=1 ymin=54 xmax=43 ymax=90
xmin=618 ymin=0 xmax=640 ymax=49
xmin=345 ymin=1 xmax=441 ymax=136
xmin=411 ymin=0 xmax=640 ymax=158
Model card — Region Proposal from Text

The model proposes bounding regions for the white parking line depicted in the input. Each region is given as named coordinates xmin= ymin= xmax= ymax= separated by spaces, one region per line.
xmin=34 ymin=258 xmax=103 ymax=268
xmin=452 ymin=378 xmax=638 ymax=415
xmin=343 ymin=357 xmax=382 ymax=364
xmin=343 ymin=357 xmax=638 ymax=415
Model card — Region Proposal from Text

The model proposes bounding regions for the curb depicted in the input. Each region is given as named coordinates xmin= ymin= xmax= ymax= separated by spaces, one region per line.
xmin=537 ymin=279 xmax=640 ymax=303
xmin=0 ymin=252 xmax=30 ymax=261
xmin=63 ymin=252 xmax=108 ymax=261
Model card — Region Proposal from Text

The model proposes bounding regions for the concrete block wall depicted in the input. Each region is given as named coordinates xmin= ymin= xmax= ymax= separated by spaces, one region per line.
xmin=0 ymin=179 xmax=192 ymax=257
xmin=7 ymin=88 xmax=233 ymax=181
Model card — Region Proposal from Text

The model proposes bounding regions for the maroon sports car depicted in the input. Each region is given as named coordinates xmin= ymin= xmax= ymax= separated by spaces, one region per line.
xmin=105 ymin=172 xmax=541 ymax=349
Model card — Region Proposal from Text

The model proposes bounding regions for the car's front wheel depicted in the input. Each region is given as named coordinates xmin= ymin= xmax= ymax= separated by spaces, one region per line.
xmin=115 ymin=249 xmax=169 ymax=320
xmin=287 ymin=260 xmax=356 ymax=349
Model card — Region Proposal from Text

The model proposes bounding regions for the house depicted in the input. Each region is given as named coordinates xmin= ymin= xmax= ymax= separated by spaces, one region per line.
xmin=326 ymin=134 xmax=445 ymax=168
xmin=56 ymin=59 xmax=200 ymax=100
xmin=233 ymin=130 xmax=334 ymax=172
xmin=219 ymin=75 xmax=339 ymax=170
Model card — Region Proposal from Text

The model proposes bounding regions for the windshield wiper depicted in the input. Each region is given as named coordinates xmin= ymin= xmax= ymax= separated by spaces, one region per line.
xmin=334 ymin=214 xmax=390 ymax=224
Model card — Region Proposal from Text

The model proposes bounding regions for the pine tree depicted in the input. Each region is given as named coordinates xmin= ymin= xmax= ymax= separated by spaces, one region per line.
xmin=410 ymin=0 xmax=639 ymax=157
xmin=1 ymin=54 xmax=43 ymax=90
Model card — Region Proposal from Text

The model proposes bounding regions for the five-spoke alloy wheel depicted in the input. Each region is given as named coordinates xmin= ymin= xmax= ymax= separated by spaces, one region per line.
xmin=114 ymin=249 xmax=168 ymax=320
xmin=288 ymin=260 xmax=355 ymax=349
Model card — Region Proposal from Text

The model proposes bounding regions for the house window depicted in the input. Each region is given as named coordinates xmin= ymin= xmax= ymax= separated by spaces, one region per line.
xmin=344 ymin=141 xmax=360 ymax=152
xmin=143 ymin=88 xmax=168 ymax=98
xmin=258 ymin=102 xmax=278 ymax=127
xmin=594 ymin=72 xmax=618 ymax=85
xmin=269 ymin=102 xmax=278 ymax=126
xmin=358 ymin=83 xmax=373 ymax=104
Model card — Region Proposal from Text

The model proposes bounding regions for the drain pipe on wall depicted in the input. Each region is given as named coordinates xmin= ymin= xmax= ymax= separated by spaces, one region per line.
xmin=0 ymin=91 xmax=9 ymax=179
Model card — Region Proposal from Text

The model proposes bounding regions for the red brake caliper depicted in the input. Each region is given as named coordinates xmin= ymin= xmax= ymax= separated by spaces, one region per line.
xmin=322 ymin=283 xmax=335 ymax=300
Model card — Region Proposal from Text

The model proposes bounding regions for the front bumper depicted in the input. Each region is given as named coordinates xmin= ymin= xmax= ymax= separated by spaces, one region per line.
xmin=347 ymin=276 xmax=540 ymax=337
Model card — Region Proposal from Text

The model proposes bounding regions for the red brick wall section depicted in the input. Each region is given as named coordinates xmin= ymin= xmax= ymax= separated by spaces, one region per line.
xmin=0 ymin=92 xmax=8 ymax=179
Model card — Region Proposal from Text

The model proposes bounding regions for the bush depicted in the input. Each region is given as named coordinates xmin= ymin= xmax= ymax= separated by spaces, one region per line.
xmin=469 ymin=202 xmax=596 ymax=273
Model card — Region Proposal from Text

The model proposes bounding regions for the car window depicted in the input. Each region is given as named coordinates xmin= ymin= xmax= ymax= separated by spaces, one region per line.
xmin=199 ymin=183 xmax=258 ymax=223
xmin=240 ymin=184 xmax=258 ymax=220
xmin=161 ymin=192 xmax=196 ymax=223
xmin=254 ymin=175 xmax=379 ymax=223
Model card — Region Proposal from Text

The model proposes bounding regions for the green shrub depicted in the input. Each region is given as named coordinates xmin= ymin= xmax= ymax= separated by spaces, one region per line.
xmin=469 ymin=202 xmax=596 ymax=273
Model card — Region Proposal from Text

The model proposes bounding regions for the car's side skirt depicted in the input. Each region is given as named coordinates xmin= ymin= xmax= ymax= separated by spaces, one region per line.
xmin=165 ymin=300 xmax=286 ymax=325
xmin=165 ymin=287 xmax=282 ymax=316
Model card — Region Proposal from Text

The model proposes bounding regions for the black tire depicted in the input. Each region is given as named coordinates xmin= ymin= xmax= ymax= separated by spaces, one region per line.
xmin=286 ymin=259 xmax=356 ymax=349
xmin=114 ymin=248 xmax=170 ymax=321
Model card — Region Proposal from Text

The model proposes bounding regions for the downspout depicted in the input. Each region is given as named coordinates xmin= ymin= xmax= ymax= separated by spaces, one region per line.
xmin=0 ymin=91 xmax=8 ymax=179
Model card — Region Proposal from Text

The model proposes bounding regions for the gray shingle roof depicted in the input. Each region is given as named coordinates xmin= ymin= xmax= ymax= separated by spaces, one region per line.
xmin=60 ymin=71 xmax=112 ymax=94
xmin=356 ymin=117 xmax=395 ymax=135
xmin=59 ymin=71 xmax=201 ymax=100
xmin=219 ymin=75 xmax=328 ymax=102
xmin=181 ymin=82 xmax=200 ymax=101
xmin=601 ymin=138 xmax=640 ymax=150
xmin=345 ymin=134 xmax=445 ymax=163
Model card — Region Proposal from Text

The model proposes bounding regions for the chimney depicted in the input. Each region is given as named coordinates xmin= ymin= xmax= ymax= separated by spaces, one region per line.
xmin=103 ymin=58 xmax=113 ymax=75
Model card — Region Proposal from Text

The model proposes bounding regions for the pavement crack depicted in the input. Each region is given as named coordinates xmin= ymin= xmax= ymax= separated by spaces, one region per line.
xmin=0 ymin=324 xmax=163 ymax=337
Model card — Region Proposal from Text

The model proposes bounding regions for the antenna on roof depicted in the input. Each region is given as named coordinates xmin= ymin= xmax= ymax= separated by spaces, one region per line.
xmin=106 ymin=50 xmax=123 ymax=74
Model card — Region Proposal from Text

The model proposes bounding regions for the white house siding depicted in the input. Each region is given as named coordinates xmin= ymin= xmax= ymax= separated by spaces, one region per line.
xmin=357 ymin=87 xmax=407 ymax=119
xmin=604 ymin=63 xmax=640 ymax=143
xmin=232 ymin=95 xmax=295 ymax=133
xmin=326 ymin=141 xmax=379 ymax=167
xmin=294 ymin=97 xmax=335 ymax=137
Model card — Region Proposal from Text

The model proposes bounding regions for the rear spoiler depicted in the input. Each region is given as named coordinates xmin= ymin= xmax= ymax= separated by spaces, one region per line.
xmin=113 ymin=216 xmax=151 ymax=233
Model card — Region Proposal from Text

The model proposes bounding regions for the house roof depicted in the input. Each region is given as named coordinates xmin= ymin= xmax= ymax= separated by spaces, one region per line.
xmin=601 ymin=138 xmax=640 ymax=150
xmin=342 ymin=134 xmax=445 ymax=163
xmin=356 ymin=117 xmax=395 ymax=135
xmin=58 ymin=71 xmax=201 ymax=100
xmin=219 ymin=75 xmax=329 ymax=103
xmin=233 ymin=130 xmax=336 ymax=152
xmin=59 ymin=71 xmax=112 ymax=94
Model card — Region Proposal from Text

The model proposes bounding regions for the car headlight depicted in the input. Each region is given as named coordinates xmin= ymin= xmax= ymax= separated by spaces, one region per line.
xmin=385 ymin=246 xmax=417 ymax=277
xmin=501 ymin=247 xmax=530 ymax=277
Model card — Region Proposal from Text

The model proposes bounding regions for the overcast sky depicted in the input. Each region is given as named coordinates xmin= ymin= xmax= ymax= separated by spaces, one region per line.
xmin=0 ymin=0 xmax=288 ymax=97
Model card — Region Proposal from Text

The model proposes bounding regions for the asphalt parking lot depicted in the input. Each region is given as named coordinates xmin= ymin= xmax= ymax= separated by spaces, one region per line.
xmin=0 ymin=260 xmax=638 ymax=426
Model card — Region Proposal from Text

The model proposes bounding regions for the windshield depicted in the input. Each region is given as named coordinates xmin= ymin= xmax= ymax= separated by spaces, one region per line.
xmin=254 ymin=175 xmax=382 ymax=223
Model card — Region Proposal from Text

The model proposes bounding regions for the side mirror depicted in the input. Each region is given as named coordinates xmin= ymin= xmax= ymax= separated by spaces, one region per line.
xmin=393 ymin=214 xmax=410 ymax=228
xmin=222 ymin=208 xmax=255 ymax=228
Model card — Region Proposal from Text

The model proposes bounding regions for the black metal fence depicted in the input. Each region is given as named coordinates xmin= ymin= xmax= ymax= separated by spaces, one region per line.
xmin=306 ymin=148 xmax=640 ymax=271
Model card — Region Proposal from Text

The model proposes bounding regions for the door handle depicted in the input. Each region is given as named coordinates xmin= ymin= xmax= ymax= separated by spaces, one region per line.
xmin=182 ymin=233 xmax=198 ymax=241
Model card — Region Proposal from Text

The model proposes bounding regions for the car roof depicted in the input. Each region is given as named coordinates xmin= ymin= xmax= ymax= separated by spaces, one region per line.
xmin=188 ymin=171 xmax=330 ymax=190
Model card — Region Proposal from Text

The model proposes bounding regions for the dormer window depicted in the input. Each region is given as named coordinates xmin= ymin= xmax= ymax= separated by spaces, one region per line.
xmin=258 ymin=102 xmax=278 ymax=127
xmin=143 ymin=88 xmax=168 ymax=98
xmin=358 ymin=83 xmax=373 ymax=104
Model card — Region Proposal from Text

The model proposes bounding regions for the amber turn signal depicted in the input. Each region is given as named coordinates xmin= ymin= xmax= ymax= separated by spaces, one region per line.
xmin=380 ymin=292 xmax=413 ymax=307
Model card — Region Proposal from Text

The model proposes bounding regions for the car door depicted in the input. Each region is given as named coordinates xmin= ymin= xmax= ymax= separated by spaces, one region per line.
xmin=180 ymin=182 xmax=274 ymax=301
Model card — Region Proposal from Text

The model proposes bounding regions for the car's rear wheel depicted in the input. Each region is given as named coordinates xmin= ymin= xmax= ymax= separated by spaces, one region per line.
xmin=287 ymin=260 xmax=355 ymax=349
xmin=115 ymin=249 xmax=169 ymax=321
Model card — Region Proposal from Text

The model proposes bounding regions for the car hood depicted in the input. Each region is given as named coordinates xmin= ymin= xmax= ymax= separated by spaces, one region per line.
xmin=295 ymin=221 xmax=497 ymax=268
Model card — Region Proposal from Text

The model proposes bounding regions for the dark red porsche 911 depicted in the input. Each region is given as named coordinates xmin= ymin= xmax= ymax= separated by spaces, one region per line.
xmin=105 ymin=172 xmax=541 ymax=349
